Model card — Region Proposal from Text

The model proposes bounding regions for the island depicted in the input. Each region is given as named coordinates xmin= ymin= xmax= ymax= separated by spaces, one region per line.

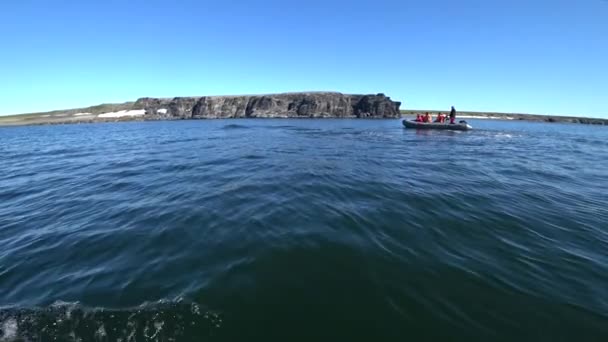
xmin=0 ymin=92 xmax=606 ymax=126
xmin=0 ymin=92 xmax=401 ymax=126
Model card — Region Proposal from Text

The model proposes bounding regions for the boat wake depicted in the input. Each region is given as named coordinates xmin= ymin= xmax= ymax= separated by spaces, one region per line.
xmin=0 ymin=300 xmax=222 ymax=341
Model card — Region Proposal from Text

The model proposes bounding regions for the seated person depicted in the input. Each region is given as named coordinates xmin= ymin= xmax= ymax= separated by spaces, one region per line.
xmin=424 ymin=112 xmax=432 ymax=123
xmin=415 ymin=114 xmax=423 ymax=122
xmin=435 ymin=113 xmax=445 ymax=123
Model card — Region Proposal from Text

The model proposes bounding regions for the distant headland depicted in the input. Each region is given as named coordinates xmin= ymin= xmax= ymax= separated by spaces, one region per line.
xmin=0 ymin=92 xmax=606 ymax=126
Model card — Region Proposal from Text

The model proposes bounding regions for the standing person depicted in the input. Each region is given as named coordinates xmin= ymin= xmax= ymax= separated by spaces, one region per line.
xmin=449 ymin=106 xmax=456 ymax=124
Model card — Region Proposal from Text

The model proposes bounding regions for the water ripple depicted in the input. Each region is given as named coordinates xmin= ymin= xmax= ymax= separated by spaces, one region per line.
xmin=0 ymin=119 xmax=607 ymax=340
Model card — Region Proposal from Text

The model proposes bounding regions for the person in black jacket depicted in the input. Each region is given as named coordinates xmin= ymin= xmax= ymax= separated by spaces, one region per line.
xmin=449 ymin=106 xmax=456 ymax=124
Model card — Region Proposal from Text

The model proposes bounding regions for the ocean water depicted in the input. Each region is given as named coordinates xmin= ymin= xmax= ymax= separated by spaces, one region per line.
xmin=0 ymin=119 xmax=607 ymax=341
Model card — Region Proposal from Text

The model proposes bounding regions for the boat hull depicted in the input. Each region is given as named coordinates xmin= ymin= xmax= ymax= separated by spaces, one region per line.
xmin=402 ymin=120 xmax=472 ymax=131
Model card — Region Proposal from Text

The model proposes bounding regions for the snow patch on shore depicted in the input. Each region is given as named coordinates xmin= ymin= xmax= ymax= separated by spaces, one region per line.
xmin=74 ymin=112 xmax=92 ymax=116
xmin=98 ymin=109 xmax=146 ymax=118
xmin=157 ymin=108 xmax=167 ymax=114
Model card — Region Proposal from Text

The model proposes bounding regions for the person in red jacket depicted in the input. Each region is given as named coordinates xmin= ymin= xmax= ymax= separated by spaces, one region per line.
xmin=424 ymin=112 xmax=432 ymax=123
xmin=435 ymin=113 xmax=445 ymax=123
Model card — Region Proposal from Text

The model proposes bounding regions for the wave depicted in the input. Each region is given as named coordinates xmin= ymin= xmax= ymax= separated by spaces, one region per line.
xmin=0 ymin=301 xmax=222 ymax=342
xmin=221 ymin=124 xmax=250 ymax=130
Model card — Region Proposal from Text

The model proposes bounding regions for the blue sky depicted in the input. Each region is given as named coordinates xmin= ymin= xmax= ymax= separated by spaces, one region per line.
xmin=0 ymin=0 xmax=606 ymax=117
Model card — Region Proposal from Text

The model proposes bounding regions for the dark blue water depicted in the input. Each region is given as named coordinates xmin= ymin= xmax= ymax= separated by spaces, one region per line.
xmin=1 ymin=119 xmax=607 ymax=341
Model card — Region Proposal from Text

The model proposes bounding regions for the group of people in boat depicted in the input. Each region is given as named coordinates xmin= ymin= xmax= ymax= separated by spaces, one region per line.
xmin=415 ymin=106 xmax=457 ymax=124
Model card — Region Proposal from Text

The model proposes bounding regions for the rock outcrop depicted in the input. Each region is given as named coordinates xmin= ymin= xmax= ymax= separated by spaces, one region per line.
xmin=134 ymin=92 xmax=401 ymax=119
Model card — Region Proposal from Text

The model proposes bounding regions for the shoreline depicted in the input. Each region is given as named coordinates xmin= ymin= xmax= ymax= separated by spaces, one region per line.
xmin=0 ymin=116 xmax=402 ymax=128
xmin=2 ymin=114 xmax=607 ymax=128
xmin=1 ymin=96 xmax=607 ymax=127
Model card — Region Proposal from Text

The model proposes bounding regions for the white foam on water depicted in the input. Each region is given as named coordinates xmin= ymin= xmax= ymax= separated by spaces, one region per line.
xmin=191 ymin=303 xmax=201 ymax=315
xmin=95 ymin=324 xmax=107 ymax=338
xmin=98 ymin=109 xmax=146 ymax=118
xmin=51 ymin=300 xmax=79 ymax=320
xmin=0 ymin=318 xmax=18 ymax=340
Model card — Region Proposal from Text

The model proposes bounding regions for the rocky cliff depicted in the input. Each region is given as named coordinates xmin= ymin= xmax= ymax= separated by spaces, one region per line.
xmin=134 ymin=92 xmax=401 ymax=119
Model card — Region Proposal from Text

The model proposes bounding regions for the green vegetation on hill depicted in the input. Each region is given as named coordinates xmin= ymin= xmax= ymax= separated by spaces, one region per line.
xmin=22 ymin=102 xmax=135 ymax=117
xmin=0 ymin=102 xmax=136 ymax=126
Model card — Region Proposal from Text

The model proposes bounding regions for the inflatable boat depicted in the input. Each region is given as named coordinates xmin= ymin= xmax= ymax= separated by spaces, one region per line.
xmin=402 ymin=120 xmax=472 ymax=131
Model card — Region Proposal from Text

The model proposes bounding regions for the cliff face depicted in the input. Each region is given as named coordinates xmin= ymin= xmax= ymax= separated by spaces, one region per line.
xmin=134 ymin=92 xmax=401 ymax=119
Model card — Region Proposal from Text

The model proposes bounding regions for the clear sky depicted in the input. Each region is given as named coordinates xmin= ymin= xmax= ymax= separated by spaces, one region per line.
xmin=0 ymin=0 xmax=606 ymax=117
